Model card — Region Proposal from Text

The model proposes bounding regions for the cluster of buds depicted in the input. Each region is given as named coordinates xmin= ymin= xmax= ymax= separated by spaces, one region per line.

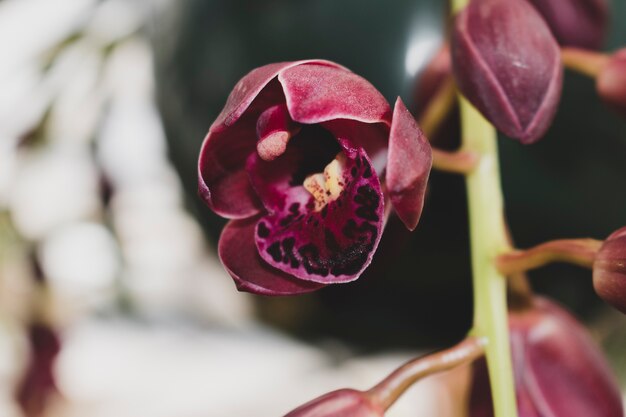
xmin=197 ymin=0 xmax=626 ymax=415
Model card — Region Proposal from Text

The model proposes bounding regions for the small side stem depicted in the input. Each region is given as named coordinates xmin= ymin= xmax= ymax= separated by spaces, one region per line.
xmin=367 ymin=337 xmax=486 ymax=410
xmin=496 ymin=238 xmax=602 ymax=276
xmin=561 ymin=47 xmax=609 ymax=78
xmin=432 ymin=148 xmax=480 ymax=174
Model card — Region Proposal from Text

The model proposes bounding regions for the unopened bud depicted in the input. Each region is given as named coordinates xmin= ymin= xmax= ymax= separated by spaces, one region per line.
xmin=451 ymin=0 xmax=563 ymax=144
xmin=470 ymin=298 xmax=623 ymax=417
xmin=593 ymin=226 xmax=626 ymax=314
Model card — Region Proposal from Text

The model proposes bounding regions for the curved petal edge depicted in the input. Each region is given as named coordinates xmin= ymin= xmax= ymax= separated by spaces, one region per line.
xmin=387 ymin=98 xmax=432 ymax=231
xmin=218 ymin=218 xmax=326 ymax=296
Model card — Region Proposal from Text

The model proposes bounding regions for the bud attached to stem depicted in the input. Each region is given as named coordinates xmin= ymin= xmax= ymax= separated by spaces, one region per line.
xmin=593 ymin=226 xmax=626 ymax=314
xmin=470 ymin=298 xmax=623 ymax=417
xmin=451 ymin=0 xmax=563 ymax=143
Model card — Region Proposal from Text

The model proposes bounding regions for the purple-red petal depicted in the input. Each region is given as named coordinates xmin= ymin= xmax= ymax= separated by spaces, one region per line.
xmin=218 ymin=218 xmax=325 ymax=296
xmin=387 ymin=98 xmax=432 ymax=231
xmin=199 ymin=60 xmax=349 ymax=219
xmin=212 ymin=60 xmax=348 ymax=130
xmin=279 ymin=64 xmax=392 ymax=126
xmin=254 ymin=149 xmax=384 ymax=284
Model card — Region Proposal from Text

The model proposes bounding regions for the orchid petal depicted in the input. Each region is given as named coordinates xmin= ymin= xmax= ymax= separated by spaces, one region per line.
xmin=218 ymin=217 xmax=325 ymax=295
xmin=212 ymin=60 xmax=348 ymax=130
xmin=278 ymin=64 xmax=392 ymax=126
xmin=387 ymin=98 xmax=432 ymax=231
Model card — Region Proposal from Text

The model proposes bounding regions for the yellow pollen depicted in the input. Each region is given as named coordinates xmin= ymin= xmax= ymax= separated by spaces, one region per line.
xmin=303 ymin=153 xmax=347 ymax=211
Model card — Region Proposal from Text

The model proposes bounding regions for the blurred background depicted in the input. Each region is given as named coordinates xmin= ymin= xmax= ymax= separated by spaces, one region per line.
xmin=1 ymin=0 xmax=625 ymax=416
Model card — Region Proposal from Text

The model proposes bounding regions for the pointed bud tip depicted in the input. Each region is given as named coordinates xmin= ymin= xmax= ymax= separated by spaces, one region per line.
xmin=451 ymin=0 xmax=563 ymax=143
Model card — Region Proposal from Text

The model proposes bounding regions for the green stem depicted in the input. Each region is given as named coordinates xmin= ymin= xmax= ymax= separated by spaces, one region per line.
xmin=449 ymin=2 xmax=518 ymax=416
xmin=459 ymin=96 xmax=518 ymax=417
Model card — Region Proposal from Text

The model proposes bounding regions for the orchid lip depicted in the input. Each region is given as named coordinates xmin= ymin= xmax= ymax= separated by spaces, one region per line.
xmin=248 ymin=146 xmax=384 ymax=284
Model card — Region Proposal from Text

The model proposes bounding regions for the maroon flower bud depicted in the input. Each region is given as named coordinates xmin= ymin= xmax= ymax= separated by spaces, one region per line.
xmin=526 ymin=0 xmax=609 ymax=49
xmin=284 ymin=389 xmax=384 ymax=417
xmin=593 ymin=226 xmax=626 ymax=314
xmin=470 ymin=298 xmax=623 ymax=417
xmin=597 ymin=49 xmax=626 ymax=118
xmin=451 ymin=0 xmax=563 ymax=144
xmin=199 ymin=61 xmax=432 ymax=295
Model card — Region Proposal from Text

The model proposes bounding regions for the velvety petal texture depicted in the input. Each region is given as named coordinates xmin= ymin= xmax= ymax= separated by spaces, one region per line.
xmin=593 ymin=226 xmax=626 ymax=314
xmin=470 ymin=297 xmax=624 ymax=417
xmin=199 ymin=60 xmax=432 ymax=295
xmin=451 ymin=0 xmax=563 ymax=144
xmin=284 ymin=389 xmax=383 ymax=417
xmin=387 ymin=98 xmax=432 ymax=230
xmin=527 ymin=0 xmax=608 ymax=49
xmin=278 ymin=64 xmax=392 ymax=125
xmin=218 ymin=218 xmax=325 ymax=295
xmin=597 ymin=49 xmax=626 ymax=119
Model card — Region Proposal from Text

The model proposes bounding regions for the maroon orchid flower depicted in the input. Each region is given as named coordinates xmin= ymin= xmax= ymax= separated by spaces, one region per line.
xmin=470 ymin=297 xmax=623 ymax=417
xmin=198 ymin=60 xmax=432 ymax=296
xmin=451 ymin=0 xmax=563 ymax=144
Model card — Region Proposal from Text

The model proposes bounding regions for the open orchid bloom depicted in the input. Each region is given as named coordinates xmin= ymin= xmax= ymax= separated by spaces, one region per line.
xmin=283 ymin=389 xmax=383 ymax=417
xmin=527 ymin=0 xmax=608 ymax=49
xmin=470 ymin=297 xmax=623 ymax=417
xmin=198 ymin=60 xmax=432 ymax=295
xmin=451 ymin=0 xmax=563 ymax=144
xmin=593 ymin=226 xmax=626 ymax=314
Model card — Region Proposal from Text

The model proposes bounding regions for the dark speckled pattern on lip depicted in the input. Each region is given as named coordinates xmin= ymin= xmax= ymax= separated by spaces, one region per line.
xmin=250 ymin=148 xmax=383 ymax=284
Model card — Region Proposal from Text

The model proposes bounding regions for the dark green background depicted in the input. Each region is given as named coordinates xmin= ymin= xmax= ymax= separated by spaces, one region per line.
xmin=151 ymin=0 xmax=626 ymax=351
